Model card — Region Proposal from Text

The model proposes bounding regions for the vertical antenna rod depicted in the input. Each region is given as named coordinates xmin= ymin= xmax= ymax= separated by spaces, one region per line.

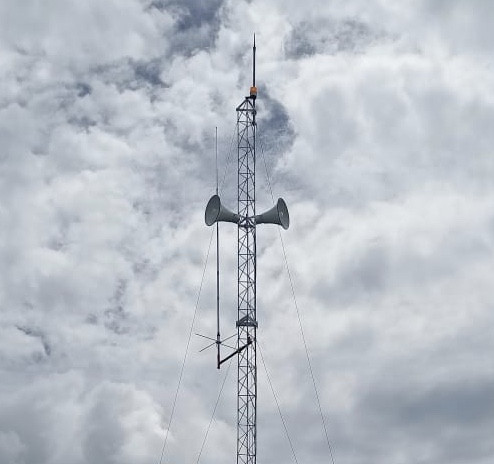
xmin=215 ymin=127 xmax=221 ymax=369
xmin=253 ymin=34 xmax=256 ymax=87
xmin=215 ymin=127 xmax=219 ymax=195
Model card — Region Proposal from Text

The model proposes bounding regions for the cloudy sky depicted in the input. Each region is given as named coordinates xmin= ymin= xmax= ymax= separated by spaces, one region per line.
xmin=1 ymin=0 xmax=494 ymax=463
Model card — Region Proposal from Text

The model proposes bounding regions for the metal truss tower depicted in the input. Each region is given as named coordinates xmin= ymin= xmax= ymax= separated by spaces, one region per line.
xmin=236 ymin=66 xmax=258 ymax=464
xmin=204 ymin=37 xmax=289 ymax=464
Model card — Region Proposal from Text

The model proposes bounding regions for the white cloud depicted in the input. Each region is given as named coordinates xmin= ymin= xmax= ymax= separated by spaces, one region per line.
xmin=0 ymin=372 xmax=165 ymax=464
xmin=1 ymin=1 xmax=493 ymax=463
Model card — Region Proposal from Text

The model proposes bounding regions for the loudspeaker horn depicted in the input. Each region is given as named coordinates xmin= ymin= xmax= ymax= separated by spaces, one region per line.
xmin=205 ymin=194 xmax=240 ymax=226
xmin=255 ymin=198 xmax=290 ymax=230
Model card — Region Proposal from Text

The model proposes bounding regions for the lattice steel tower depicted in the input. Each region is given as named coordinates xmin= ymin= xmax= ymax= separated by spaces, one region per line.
xmin=204 ymin=37 xmax=289 ymax=464
xmin=235 ymin=44 xmax=258 ymax=464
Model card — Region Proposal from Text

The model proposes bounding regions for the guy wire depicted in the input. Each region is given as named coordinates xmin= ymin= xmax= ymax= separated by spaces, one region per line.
xmin=258 ymin=134 xmax=336 ymax=464
xmin=157 ymin=123 xmax=237 ymax=464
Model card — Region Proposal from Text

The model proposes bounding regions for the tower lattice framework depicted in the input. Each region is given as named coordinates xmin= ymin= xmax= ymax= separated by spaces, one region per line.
xmin=236 ymin=94 xmax=257 ymax=464
xmin=204 ymin=37 xmax=289 ymax=464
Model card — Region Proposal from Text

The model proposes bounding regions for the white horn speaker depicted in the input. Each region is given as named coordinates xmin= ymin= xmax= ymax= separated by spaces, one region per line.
xmin=205 ymin=195 xmax=240 ymax=226
xmin=255 ymin=198 xmax=289 ymax=229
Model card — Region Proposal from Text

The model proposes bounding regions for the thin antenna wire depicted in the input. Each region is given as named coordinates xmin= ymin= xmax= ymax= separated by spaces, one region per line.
xmin=220 ymin=122 xmax=238 ymax=191
xmin=278 ymin=233 xmax=336 ymax=464
xmin=258 ymin=134 xmax=337 ymax=464
xmin=156 ymin=123 xmax=237 ymax=463
xmin=258 ymin=341 xmax=299 ymax=464
xmin=195 ymin=358 xmax=233 ymax=463
xmin=157 ymin=228 xmax=215 ymax=464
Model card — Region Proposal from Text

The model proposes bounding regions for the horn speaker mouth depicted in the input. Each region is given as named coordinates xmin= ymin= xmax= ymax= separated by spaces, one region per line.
xmin=254 ymin=198 xmax=290 ymax=229
xmin=205 ymin=194 xmax=221 ymax=226
xmin=276 ymin=198 xmax=290 ymax=230
xmin=205 ymin=195 xmax=239 ymax=225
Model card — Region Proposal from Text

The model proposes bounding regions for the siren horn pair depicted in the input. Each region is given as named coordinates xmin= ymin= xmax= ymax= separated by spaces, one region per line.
xmin=205 ymin=194 xmax=289 ymax=230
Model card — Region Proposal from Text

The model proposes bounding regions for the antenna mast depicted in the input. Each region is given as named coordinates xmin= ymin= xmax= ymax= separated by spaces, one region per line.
xmin=204 ymin=36 xmax=290 ymax=464
xmin=235 ymin=36 xmax=258 ymax=464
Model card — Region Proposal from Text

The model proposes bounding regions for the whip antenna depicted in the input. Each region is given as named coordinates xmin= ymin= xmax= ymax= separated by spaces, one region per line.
xmin=253 ymin=34 xmax=256 ymax=87
xmin=215 ymin=127 xmax=221 ymax=369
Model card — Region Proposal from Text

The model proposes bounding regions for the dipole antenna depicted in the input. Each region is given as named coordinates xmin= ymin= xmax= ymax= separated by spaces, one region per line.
xmin=204 ymin=36 xmax=290 ymax=464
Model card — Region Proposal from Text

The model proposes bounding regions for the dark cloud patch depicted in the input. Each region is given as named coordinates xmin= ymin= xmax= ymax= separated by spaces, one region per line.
xmin=355 ymin=379 xmax=494 ymax=462
xmin=89 ymin=57 xmax=169 ymax=97
xmin=312 ymin=242 xmax=390 ymax=306
xmin=91 ymin=60 xmax=157 ymax=93
xmin=104 ymin=280 xmax=130 ymax=335
xmin=76 ymin=82 xmax=92 ymax=98
xmin=16 ymin=326 xmax=51 ymax=357
xmin=67 ymin=115 xmax=97 ymax=131
xmin=258 ymin=87 xmax=294 ymax=149
xmin=164 ymin=0 xmax=224 ymax=55
xmin=257 ymin=87 xmax=295 ymax=193
xmin=132 ymin=58 xmax=166 ymax=87
xmin=174 ymin=0 xmax=223 ymax=31
xmin=86 ymin=313 xmax=98 ymax=325
xmin=285 ymin=18 xmax=386 ymax=59
xmin=361 ymin=380 xmax=494 ymax=429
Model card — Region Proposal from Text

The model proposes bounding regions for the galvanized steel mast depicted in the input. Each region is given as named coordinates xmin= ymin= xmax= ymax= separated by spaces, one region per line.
xmin=204 ymin=36 xmax=289 ymax=464
xmin=235 ymin=36 xmax=258 ymax=464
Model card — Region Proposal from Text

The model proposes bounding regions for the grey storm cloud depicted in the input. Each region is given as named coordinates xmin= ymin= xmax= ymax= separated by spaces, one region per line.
xmin=1 ymin=1 xmax=494 ymax=464
xmin=284 ymin=17 xmax=386 ymax=58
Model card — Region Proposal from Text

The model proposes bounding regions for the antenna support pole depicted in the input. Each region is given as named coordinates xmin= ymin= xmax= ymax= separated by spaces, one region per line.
xmin=250 ymin=36 xmax=257 ymax=100
xmin=253 ymin=34 xmax=256 ymax=87
xmin=235 ymin=34 xmax=258 ymax=464
xmin=204 ymin=36 xmax=289 ymax=464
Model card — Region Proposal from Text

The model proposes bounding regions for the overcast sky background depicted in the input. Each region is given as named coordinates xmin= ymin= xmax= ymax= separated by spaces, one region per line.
xmin=1 ymin=1 xmax=494 ymax=463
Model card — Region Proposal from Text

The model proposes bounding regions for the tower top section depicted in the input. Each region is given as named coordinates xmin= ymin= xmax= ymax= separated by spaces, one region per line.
xmin=250 ymin=34 xmax=257 ymax=99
